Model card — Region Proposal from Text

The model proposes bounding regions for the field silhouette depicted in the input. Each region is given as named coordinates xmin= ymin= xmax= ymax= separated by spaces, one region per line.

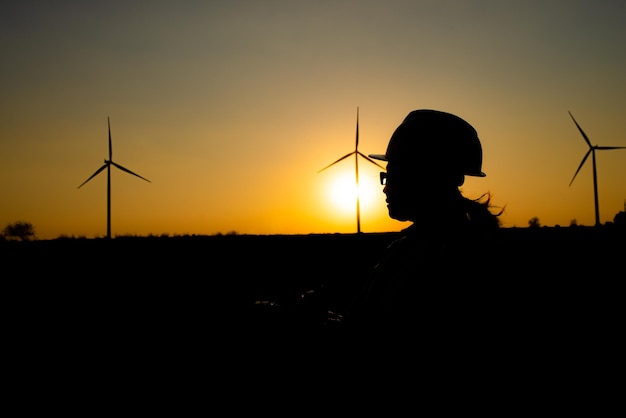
xmin=5 ymin=226 xmax=623 ymax=342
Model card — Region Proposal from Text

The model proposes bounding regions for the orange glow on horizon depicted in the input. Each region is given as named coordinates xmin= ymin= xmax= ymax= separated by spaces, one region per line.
xmin=2 ymin=3 xmax=625 ymax=239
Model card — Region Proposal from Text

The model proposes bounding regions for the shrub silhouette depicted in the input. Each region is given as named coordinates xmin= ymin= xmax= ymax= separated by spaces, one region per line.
xmin=2 ymin=221 xmax=36 ymax=241
xmin=528 ymin=217 xmax=541 ymax=228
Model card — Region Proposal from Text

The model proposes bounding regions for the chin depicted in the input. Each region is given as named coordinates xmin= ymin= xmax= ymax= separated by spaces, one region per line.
xmin=388 ymin=208 xmax=409 ymax=222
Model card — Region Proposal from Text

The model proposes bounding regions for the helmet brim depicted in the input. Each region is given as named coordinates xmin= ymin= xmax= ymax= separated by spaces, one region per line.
xmin=368 ymin=154 xmax=387 ymax=161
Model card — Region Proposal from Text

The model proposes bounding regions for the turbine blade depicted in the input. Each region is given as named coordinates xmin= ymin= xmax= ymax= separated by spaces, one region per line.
xmin=355 ymin=107 xmax=359 ymax=150
xmin=78 ymin=164 xmax=108 ymax=188
xmin=317 ymin=152 xmax=355 ymax=173
xmin=111 ymin=161 xmax=151 ymax=182
xmin=108 ymin=117 xmax=112 ymax=160
xmin=596 ymin=146 xmax=626 ymax=150
xmin=357 ymin=151 xmax=386 ymax=169
xmin=569 ymin=149 xmax=592 ymax=186
xmin=568 ymin=111 xmax=592 ymax=148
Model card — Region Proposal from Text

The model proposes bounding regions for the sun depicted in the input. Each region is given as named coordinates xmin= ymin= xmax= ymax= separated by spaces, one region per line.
xmin=326 ymin=170 xmax=383 ymax=215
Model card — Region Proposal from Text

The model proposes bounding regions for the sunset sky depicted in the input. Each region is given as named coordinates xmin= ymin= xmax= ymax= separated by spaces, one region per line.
xmin=2 ymin=1 xmax=625 ymax=240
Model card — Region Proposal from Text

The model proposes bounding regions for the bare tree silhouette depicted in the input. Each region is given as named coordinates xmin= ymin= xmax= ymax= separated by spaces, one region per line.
xmin=2 ymin=220 xmax=36 ymax=241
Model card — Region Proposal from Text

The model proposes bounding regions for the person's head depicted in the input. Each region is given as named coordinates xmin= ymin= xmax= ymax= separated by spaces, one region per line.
xmin=369 ymin=109 xmax=486 ymax=223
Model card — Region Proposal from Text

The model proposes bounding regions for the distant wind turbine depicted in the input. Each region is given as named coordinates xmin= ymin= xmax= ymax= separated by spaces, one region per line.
xmin=318 ymin=107 xmax=385 ymax=233
xmin=568 ymin=111 xmax=626 ymax=227
xmin=78 ymin=117 xmax=151 ymax=239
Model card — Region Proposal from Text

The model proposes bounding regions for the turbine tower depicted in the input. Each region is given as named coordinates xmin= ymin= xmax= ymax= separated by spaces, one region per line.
xmin=318 ymin=107 xmax=385 ymax=233
xmin=568 ymin=111 xmax=626 ymax=227
xmin=78 ymin=117 xmax=151 ymax=239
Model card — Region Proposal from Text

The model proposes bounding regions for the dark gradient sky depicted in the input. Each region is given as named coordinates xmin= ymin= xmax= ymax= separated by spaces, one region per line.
xmin=1 ymin=1 xmax=625 ymax=239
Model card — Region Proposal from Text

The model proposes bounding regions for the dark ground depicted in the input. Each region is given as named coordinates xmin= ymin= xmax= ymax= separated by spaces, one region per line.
xmin=4 ymin=226 xmax=623 ymax=406
xmin=4 ymin=226 xmax=623 ymax=337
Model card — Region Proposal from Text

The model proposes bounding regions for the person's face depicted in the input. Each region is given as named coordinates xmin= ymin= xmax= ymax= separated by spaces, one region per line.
xmin=379 ymin=162 xmax=429 ymax=222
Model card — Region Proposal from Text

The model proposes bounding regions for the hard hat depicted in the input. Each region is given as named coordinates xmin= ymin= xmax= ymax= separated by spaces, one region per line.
xmin=369 ymin=109 xmax=486 ymax=177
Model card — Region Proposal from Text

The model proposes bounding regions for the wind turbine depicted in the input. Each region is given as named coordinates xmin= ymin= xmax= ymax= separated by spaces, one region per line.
xmin=318 ymin=107 xmax=385 ymax=233
xmin=568 ymin=111 xmax=626 ymax=227
xmin=78 ymin=117 xmax=151 ymax=239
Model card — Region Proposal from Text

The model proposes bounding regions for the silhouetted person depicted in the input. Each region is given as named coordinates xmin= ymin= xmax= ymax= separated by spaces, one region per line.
xmin=343 ymin=109 xmax=503 ymax=339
